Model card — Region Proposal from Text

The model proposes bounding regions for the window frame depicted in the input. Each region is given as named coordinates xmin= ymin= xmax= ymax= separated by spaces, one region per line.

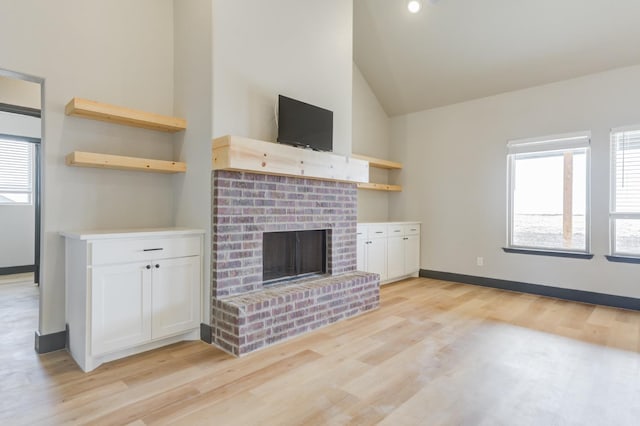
xmin=0 ymin=134 xmax=36 ymax=206
xmin=506 ymin=131 xmax=592 ymax=255
xmin=609 ymin=125 xmax=640 ymax=259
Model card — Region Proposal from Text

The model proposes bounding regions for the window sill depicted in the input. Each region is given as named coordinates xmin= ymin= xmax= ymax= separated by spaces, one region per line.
xmin=605 ymin=255 xmax=640 ymax=264
xmin=502 ymin=247 xmax=594 ymax=259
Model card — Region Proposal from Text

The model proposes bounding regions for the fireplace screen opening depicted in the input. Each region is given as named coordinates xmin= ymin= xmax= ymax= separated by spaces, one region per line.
xmin=263 ymin=230 xmax=327 ymax=284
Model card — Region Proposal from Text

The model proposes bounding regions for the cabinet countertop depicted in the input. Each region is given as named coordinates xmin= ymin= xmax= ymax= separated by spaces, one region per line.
xmin=60 ymin=227 xmax=205 ymax=240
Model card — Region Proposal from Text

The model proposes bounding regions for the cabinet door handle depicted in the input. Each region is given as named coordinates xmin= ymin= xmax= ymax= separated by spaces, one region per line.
xmin=143 ymin=248 xmax=164 ymax=252
xmin=155 ymin=264 xmax=160 ymax=269
xmin=375 ymin=231 xmax=383 ymax=234
xmin=403 ymin=237 xmax=408 ymax=240
xmin=146 ymin=265 xmax=151 ymax=270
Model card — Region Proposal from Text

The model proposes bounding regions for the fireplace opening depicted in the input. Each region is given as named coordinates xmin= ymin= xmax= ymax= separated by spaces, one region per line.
xmin=263 ymin=230 xmax=327 ymax=285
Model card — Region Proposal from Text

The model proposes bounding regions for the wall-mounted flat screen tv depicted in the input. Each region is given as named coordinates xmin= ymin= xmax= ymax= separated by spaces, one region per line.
xmin=277 ymin=95 xmax=333 ymax=152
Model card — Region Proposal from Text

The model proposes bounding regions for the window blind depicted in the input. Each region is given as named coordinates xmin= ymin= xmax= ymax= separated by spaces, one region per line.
xmin=507 ymin=131 xmax=590 ymax=155
xmin=612 ymin=129 xmax=640 ymax=214
xmin=0 ymin=139 xmax=33 ymax=194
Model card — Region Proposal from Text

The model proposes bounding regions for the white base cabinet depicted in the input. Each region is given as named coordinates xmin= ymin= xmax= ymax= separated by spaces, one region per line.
xmin=357 ymin=223 xmax=389 ymax=281
xmin=91 ymin=262 xmax=152 ymax=356
xmin=151 ymin=256 xmax=201 ymax=339
xmin=357 ymin=222 xmax=420 ymax=284
xmin=62 ymin=228 xmax=204 ymax=372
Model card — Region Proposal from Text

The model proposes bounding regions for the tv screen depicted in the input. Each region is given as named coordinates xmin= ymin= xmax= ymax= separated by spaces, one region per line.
xmin=277 ymin=95 xmax=333 ymax=152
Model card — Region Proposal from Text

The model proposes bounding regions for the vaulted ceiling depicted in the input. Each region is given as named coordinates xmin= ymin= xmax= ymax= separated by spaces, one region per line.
xmin=354 ymin=0 xmax=640 ymax=116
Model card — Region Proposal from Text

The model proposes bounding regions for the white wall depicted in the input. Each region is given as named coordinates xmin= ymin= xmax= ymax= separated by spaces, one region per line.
xmin=352 ymin=63 xmax=391 ymax=222
xmin=0 ymin=111 xmax=40 ymax=268
xmin=390 ymin=64 xmax=640 ymax=299
xmin=0 ymin=204 xmax=35 ymax=268
xmin=173 ymin=0 xmax=213 ymax=323
xmin=0 ymin=75 xmax=40 ymax=108
xmin=0 ymin=111 xmax=40 ymax=139
xmin=211 ymin=0 xmax=353 ymax=155
xmin=0 ymin=0 xmax=176 ymax=334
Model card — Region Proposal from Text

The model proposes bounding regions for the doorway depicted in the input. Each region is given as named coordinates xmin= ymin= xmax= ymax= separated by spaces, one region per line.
xmin=0 ymin=73 xmax=41 ymax=283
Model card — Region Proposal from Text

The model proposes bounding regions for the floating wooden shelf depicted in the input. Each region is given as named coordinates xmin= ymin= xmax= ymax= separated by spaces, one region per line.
xmin=352 ymin=154 xmax=402 ymax=192
xmin=357 ymin=182 xmax=402 ymax=192
xmin=65 ymin=98 xmax=187 ymax=133
xmin=351 ymin=154 xmax=402 ymax=170
xmin=212 ymin=135 xmax=369 ymax=184
xmin=66 ymin=151 xmax=186 ymax=174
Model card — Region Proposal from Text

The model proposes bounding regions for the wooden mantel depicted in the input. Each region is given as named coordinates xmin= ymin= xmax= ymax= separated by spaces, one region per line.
xmin=212 ymin=135 xmax=369 ymax=184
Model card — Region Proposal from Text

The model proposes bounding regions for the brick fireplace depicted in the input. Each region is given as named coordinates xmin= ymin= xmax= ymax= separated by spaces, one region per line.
xmin=210 ymin=169 xmax=380 ymax=355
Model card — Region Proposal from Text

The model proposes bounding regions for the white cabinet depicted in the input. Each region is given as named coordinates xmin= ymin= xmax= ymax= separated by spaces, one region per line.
xmin=368 ymin=239 xmax=388 ymax=281
xmin=404 ymin=225 xmax=421 ymax=276
xmin=91 ymin=262 xmax=152 ymax=355
xmin=151 ymin=256 xmax=201 ymax=339
xmin=387 ymin=224 xmax=405 ymax=279
xmin=357 ymin=224 xmax=388 ymax=281
xmin=356 ymin=227 xmax=367 ymax=272
xmin=357 ymin=222 xmax=420 ymax=284
xmin=61 ymin=228 xmax=204 ymax=372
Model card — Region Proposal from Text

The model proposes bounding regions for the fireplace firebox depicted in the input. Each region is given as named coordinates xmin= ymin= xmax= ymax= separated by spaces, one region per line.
xmin=263 ymin=230 xmax=327 ymax=284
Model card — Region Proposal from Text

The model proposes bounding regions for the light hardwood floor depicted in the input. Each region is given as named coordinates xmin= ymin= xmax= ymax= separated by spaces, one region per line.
xmin=1 ymin=277 xmax=639 ymax=425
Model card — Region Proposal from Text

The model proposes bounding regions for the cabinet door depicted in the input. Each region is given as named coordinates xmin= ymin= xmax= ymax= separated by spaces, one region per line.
xmin=356 ymin=225 xmax=367 ymax=271
xmin=387 ymin=236 xmax=405 ymax=280
xmin=91 ymin=263 xmax=152 ymax=355
xmin=404 ymin=234 xmax=420 ymax=275
xmin=151 ymin=256 xmax=201 ymax=339
xmin=367 ymin=238 xmax=387 ymax=281
xmin=357 ymin=236 xmax=367 ymax=271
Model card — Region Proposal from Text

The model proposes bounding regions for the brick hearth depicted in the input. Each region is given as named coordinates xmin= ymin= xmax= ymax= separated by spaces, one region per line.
xmin=210 ymin=170 xmax=380 ymax=355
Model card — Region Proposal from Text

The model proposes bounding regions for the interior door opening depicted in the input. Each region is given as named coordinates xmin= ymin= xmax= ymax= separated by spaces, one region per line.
xmin=0 ymin=73 xmax=41 ymax=284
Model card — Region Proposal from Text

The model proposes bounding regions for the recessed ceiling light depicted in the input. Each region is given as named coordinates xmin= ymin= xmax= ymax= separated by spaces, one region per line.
xmin=407 ymin=0 xmax=422 ymax=13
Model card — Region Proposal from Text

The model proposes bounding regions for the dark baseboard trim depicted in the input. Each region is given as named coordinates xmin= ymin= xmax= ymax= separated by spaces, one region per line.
xmin=420 ymin=269 xmax=640 ymax=311
xmin=0 ymin=265 xmax=36 ymax=276
xmin=34 ymin=329 xmax=67 ymax=354
xmin=200 ymin=323 xmax=213 ymax=344
xmin=606 ymin=255 xmax=640 ymax=264
xmin=502 ymin=247 xmax=593 ymax=259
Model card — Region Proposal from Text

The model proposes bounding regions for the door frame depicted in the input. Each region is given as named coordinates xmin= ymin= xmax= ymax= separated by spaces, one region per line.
xmin=0 ymin=131 xmax=41 ymax=282
xmin=0 ymin=68 xmax=46 ymax=349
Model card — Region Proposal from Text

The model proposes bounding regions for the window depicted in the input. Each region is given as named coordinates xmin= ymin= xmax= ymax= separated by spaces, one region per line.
xmin=610 ymin=126 xmax=640 ymax=257
xmin=507 ymin=132 xmax=590 ymax=253
xmin=0 ymin=138 xmax=34 ymax=205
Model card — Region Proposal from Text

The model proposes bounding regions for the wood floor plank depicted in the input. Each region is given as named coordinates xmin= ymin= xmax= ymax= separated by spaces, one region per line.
xmin=587 ymin=305 xmax=619 ymax=327
xmin=141 ymin=349 xmax=322 ymax=424
xmin=247 ymin=359 xmax=369 ymax=425
xmin=90 ymin=384 xmax=200 ymax=426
